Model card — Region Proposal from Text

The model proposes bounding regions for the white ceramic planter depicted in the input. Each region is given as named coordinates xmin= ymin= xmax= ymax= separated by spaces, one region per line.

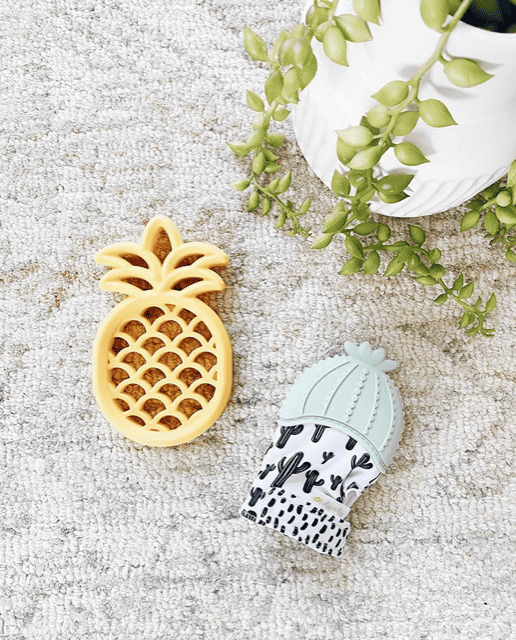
xmin=292 ymin=0 xmax=516 ymax=217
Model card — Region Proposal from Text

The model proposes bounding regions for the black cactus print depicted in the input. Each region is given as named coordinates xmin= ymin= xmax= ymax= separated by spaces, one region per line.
xmin=330 ymin=474 xmax=343 ymax=491
xmin=367 ymin=473 xmax=382 ymax=487
xmin=258 ymin=463 xmax=276 ymax=480
xmin=312 ymin=424 xmax=329 ymax=443
xmin=249 ymin=487 xmax=266 ymax=507
xmin=302 ymin=470 xmax=325 ymax=494
xmin=346 ymin=437 xmax=357 ymax=450
xmin=271 ymin=452 xmax=311 ymax=489
xmin=276 ymin=425 xmax=304 ymax=449
xmin=336 ymin=482 xmax=347 ymax=504
xmin=263 ymin=442 xmax=274 ymax=456
xmin=351 ymin=453 xmax=373 ymax=470
xmin=337 ymin=481 xmax=361 ymax=504
xmin=321 ymin=451 xmax=335 ymax=465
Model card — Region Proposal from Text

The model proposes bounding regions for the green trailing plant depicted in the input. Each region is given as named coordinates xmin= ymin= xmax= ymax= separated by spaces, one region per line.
xmin=229 ymin=0 xmax=516 ymax=338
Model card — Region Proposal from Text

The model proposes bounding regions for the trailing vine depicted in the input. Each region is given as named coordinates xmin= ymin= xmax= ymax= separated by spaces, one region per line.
xmin=230 ymin=0 xmax=516 ymax=338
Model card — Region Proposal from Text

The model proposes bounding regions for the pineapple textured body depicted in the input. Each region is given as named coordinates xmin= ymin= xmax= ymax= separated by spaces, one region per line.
xmin=92 ymin=217 xmax=232 ymax=446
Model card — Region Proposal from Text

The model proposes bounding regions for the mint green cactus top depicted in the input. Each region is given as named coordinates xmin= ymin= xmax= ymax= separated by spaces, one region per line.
xmin=278 ymin=342 xmax=404 ymax=472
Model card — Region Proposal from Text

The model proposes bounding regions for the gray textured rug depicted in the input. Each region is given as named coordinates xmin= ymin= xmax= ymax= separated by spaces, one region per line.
xmin=1 ymin=1 xmax=515 ymax=638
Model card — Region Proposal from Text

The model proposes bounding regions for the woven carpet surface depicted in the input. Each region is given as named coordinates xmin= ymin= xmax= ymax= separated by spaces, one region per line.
xmin=1 ymin=1 xmax=515 ymax=638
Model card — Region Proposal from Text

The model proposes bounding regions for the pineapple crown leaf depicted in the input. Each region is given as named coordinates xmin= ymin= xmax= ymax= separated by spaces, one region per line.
xmin=141 ymin=215 xmax=184 ymax=256
xmin=99 ymin=269 xmax=154 ymax=297
xmin=94 ymin=216 xmax=229 ymax=297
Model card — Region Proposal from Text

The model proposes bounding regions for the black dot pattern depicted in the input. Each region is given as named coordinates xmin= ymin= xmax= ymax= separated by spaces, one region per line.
xmin=241 ymin=487 xmax=351 ymax=557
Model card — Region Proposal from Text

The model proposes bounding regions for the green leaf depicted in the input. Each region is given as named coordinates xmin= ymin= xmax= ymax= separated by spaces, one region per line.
xmin=394 ymin=142 xmax=429 ymax=166
xmin=363 ymin=250 xmax=381 ymax=275
xmin=395 ymin=247 xmax=412 ymax=263
xmin=345 ymin=235 xmax=364 ymax=259
xmin=331 ymin=170 xmax=351 ymax=197
xmin=506 ymin=248 xmax=516 ymax=263
xmin=420 ymin=0 xmax=449 ymax=31
xmin=377 ymin=190 xmax=409 ymax=204
xmin=339 ymin=256 xmax=364 ymax=275
xmin=314 ymin=21 xmax=329 ymax=43
xmin=266 ymin=133 xmax=285 ymax=148
xmin=460 ymin=209 xmax=481 ymax=231
xmin=244 ymin=26 xmax=268 ymax=62
xmin=452 ymin=274 xmax=464 ymax=290
xmin=334 ymin=14 xmax=372 ymax=42
xmin=252 ymin=151 xmax=266 ymax=174
xmin=419 ymin=99 xmax=457 ymax=127
xmin=434 ymin=293 xmax=448 ymax=305
xmin=231 ymin=179 xmax=251 ymax=191
xmin=482 ymin=184 xmax=499 ymax=199
xmin=337 ymin=138 xmax=356 ymax=165
xmin=376 ymin=224 xmax=391 ymax=242
xmin=268 ymin=178 xmax=280 ymax=192
xmin=347 ymin=146 xmax=383 ymax=170
xmin=465 ymin=326 xmax=480 ymax=337
xmin=272 ymin=108 xmax=290 ymax=122
xmin=275 ymin=212 xmax=287 ymax=228
xmin=323 ymin=26 xmax=348 ymax=66
xmin=264 ymin=149 xmax=279 ymax=162
xmin=247 ymin=129 xmax=265 ymax=147
xmin=348 ymin=170 xmax=368 ymax=189
xmin=306 ymin=5 xmax=329 ymax=29
xmin=485 ymin=293 xmax=497 ymax=313
xmin=353 ymin=222 xmax=378 ymax=236
xmin=366 ymin=105 xmax=391 ymax=128
xmin=323 ymin=202 xmax=348 ymax=233
xmin=271 ymin=30 xmax=288 ymax=63
xmin=459 ymin=310 xmax=475 ymax=328
xmin=443 ymin=58 xmax=493 ymax=88
xmin=459 ymin=282 xmax=475 ymax=299
xmin=283 ymin=67 xmax=301 ymax=98
xmin=252 ymin=112 xmax=266 ymax=130
xmin=507 ymin=159 xmax=516 ymax=188
xmin=298 ymin=53 xmax=318 ymax=88
xmin=352 ymin=0 xmax=381 ymax=25
xmin=391 ymin=111 xmax=419 ymax=136
xmin=409 ymin=224 xmax=426 ymax=245
xmin=372 ymin=80 xmax=409 ymax=107
xmin=337 ymin=125 xmax=374 ymax=148
xmin=279 ymin=37 xmax=312 ymax=66
xmin=299 ymin=198 xmax=311 ymax=214
xmin=410 ymin=258 xmax=429 ymax=276
xmin=246 ymin=91 xmax=265 ymax=112
xmin=416 ymin=275 xmax=438 ymax=286
xmin=495 ymin=204 xmax=516 ymax=225
xmin=496 ymin=190 xmax=512 ymax=207
xmin=484 ymin=209 xmax=500 ymax=234
xmin=265 ymin=71 xmax=284 ymax=105
xmin=264 ymin=163 xmax=280 ymax=174
xmin=355 ymin=201 xmax=371 ymax=220
xmin=277 ymin=170 xmax=292 ymax=194
xmin=429 ymin=264 xmax=446 ymax=279
xmin=311 ymin=233 xmax=334 ymax=249
xmin=428 ymin=248 xmax=442 ymax=263
xmin=261 ymin=197 xmax=271 ymax=215
xmin=248 ymin=191 xmax=259 ymax=212
xmin=384 ymin=256 xmax=404 ymax=277
xmin=228 ymin=141 xmax=251 ymax=157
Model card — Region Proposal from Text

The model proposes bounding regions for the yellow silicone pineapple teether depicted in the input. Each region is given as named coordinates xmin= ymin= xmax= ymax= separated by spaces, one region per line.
xmin=92 ymin=216 xmax=232 ymax=446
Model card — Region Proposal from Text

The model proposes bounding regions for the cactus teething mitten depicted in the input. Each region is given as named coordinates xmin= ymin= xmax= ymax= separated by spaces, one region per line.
xmin=240 ymin=341 xmax=404 ymax=557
